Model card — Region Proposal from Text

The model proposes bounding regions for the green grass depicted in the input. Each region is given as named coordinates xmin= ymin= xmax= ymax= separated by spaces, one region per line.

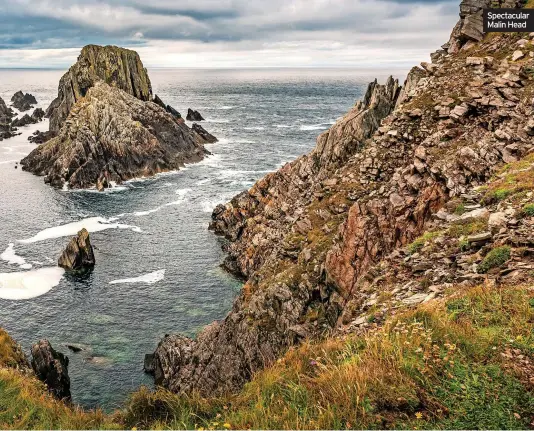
xmin=407 ymin=231 xmax=441 ymax=254
xmin=477 ymin=246 xmax=512 ymax=274
xmin=523 ymin=203 xmax=534 ymax=216
xmin=121 ymin=284 xmax=534 ymax=430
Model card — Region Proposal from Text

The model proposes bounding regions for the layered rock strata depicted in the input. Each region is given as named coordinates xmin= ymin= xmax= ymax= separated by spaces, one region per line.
xmin=150 ymin=0 xmax=534 ymax=397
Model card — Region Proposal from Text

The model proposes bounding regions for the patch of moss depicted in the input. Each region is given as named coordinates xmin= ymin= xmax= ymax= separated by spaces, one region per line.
xmin=522 ymin=203 xmax=534 ymax=217
xmin=477 ymin=246 xmax=511 ymax=274
xmin=407 ymin=231 xmax=441 ymax=254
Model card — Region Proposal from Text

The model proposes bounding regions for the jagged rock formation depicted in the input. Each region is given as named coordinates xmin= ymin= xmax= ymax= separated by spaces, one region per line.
xmin=21 ymin=82 xmax=209 ymax=189
xmin=31 ymin=340 xmax=71 ymax=401
xmin=11 ymin=91 xmax=37 ymax=111
xmin=28 ymin=130 xmax=57 ymax=144
xmin=154 ymin=94 xmax=181 ymax=119
xmin=192 ymin=123 xmax=218 ymax=144
xmin=186 ymin=109 xmax=204 ymax=121
xmin=0 ymin=96 xmax=15 ymax=140
xmin=150 ymin=77 xmax=401 ymax=395
xmin=445 ymin=0 xmax=525 ymax=54
xmin=58 ymin=228 xmax=95 ymax=271
xmin=11 ymin=108 xmax=45 ymax=128
xmin=150 ymin=1 xmax=534 ymax=397
xmin=46 ymin=45 xmax=152 ymax=133
xmin=21 ymin=45 xmax=216 ymax=190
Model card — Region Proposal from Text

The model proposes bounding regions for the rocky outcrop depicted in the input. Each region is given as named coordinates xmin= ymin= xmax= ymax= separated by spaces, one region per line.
xmin=150 ymin=0 xmax=534 ymax=398
xmin=0 ymin=96 xmax=15 ymax=140
xmin=21 ymin=45 xmax=216 ymax=190
xmin=21 ymin=82 xmax=210 ymax=189
xmin=192 ymin=123 xmax=217 ymax=144
xmin=58 ymin=228 xmax=95 ymax=271
xmin=446 ymin=0 xmax=525 ymax=54
xmin=31 ymin=340 xmax=71 ymax=401
xmin=11 ymin=91 xmax=37 ymax=111
xmin=186 ymin=109 xmax=204 ymax=121
xmin=154 ymin=95 xmax=181 ymax=119
xmin=28 ymin=130 xmax=57 ymax=144
xmin=11 ymin=108 xmax=45 ymax=128
xmin=149 ymin=77 xmax=401 ymax=396
xmin=46 ymin=45 xmax=153 ymax=132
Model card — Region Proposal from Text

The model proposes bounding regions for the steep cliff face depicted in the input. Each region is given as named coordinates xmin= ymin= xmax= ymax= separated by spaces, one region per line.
xmin=152 ymin=0 xmax=534 ymax=398
xmin=21 ymin=82 xmax=208 ymax=189
xmin=47 ymin=45 xmax=152 ymax=132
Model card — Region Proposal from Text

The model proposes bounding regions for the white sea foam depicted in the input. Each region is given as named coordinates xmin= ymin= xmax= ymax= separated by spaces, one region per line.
xmin=109 ymin=269 xmax=165 ymax=285
xmin=134 ymin=207 xmax=163 ymax=217
xmin=1 ymin=243 xmax=32 ymax=269
xmin=203 ymin=119 xmax=230 ymax=123
xmin=243 ymin=126 xmax=265 ymax=131
xmin=299 ymin=124 xmax=327 ymax=131
xmin=19 ymin=217 xmax=141 ymax=244
xmin=274 ymin=124 xmax=292 ymax=128
xmin=0 ymin=267 xmax=64 ymax=300
xmin=218 ymin=106 xmax=235 ymax=110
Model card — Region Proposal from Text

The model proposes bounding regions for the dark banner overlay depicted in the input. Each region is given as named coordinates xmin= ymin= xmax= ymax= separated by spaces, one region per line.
xmin=483 ymin=9 xmax=534 ymax=32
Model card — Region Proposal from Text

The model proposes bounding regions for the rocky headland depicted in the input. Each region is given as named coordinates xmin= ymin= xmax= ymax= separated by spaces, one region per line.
xmin=20 ymin=45 xmax=217 ymax=190
xmin=148 ymin=0 xmax=534 ymax=402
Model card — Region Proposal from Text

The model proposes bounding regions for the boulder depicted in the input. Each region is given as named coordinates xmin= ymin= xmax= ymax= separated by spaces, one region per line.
xmin=46 ymin=45 xmax=153 ymax=132
xmin=58 ymin=228 xmax=95 ymax=271
xmin=31 ymin=340 xmax=71 ymax=401
xmin=186 ymin=108 xmax=204 ymax=121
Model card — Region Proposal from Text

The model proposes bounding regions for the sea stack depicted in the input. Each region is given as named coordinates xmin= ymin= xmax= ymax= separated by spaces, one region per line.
xmin=58 ymin=228 xmax=96 ymax=271
xmin=20 ymin=45 xmax=217 ymax=190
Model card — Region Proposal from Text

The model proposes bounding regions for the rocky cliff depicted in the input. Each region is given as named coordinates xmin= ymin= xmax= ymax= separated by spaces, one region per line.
xmin=47 ymin=45 xmax=152 ymax=133
xmin=150 ymin=0 xmax=534 ymax=397
xmin=21 ymin=45 xmax=216 ymax=190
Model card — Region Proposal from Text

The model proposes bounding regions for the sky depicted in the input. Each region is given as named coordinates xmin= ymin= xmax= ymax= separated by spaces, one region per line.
xmin=0 ymin=0 xmax=460 ymax=69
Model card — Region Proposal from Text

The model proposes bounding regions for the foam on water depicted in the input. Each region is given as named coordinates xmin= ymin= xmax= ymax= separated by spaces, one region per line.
xmin=19 ymin=217 xmax=141 ymax=244
xmin=1 ymin=243 xmax=32 ymax=269
xmin=109 ymin=269 xmax=165 ymax=285
xmin=0 ymin=267 xmax=64 ymax=300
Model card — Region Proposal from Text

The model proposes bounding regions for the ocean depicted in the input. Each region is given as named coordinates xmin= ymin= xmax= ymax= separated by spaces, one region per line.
xmin=0 ymin=67 xmax=402 ymax=409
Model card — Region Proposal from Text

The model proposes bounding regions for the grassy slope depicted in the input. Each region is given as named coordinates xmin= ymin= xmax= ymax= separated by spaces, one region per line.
xmin=122 ymin=284 xmax=534 ymax=430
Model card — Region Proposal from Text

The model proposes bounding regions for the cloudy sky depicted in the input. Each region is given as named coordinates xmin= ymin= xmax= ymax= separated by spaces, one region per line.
xmin=0 ymin=0 xmax=459 ymax=69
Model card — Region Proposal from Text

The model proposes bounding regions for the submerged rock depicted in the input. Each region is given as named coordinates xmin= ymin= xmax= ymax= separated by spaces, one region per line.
xmin=186 ymin=108 xmax=204 ymax=121
xmin=11 ymin=91 xmax=37 ymax=111
xmin=58 ymin=228 xmax=95 ymax=271
xmin=31 ymin=340 xmax=71 ymax=401
xmin=21 ymin=82 xmax=210 ymax=189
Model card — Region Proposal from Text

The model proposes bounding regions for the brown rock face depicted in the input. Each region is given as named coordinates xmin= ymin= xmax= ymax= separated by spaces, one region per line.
xmin=31 ymin=340 xmax=71 ymax=401
xmin=47 ymin=45 xmax=153 ymax=132
xmin=58 ymin=228 xmax=95 ymax=271
xmin=21 ymin=82 xmax=209 ymax=189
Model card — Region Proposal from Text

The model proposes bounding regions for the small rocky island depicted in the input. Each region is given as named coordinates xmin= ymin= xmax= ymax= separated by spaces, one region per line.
xmin=20 ymin=45 xmax=217 ymax=190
